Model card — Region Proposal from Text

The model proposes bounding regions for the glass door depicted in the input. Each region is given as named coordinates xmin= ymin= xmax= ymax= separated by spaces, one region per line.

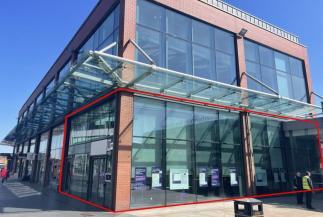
xmin=88 ymin=156 xmax=107 ymax=205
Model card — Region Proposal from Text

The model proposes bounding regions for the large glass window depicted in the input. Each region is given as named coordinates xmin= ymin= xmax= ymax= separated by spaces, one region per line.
xmin=131 ymin=98 xmax=165 ymax=208
xmin=166 ymin=36 xmax=192 ymax=74
xmin=65 ymin=98 xmax=116 ymax=208
xmin=166 ymin=102 xmax=195 ymax=205
xmin=250 ymin=116 xmax=288 ymax=194
xmin=49 ymin=125 xmax=64 ymax=190
xmin=193 ymin=44 xmax=214 ymax=80
xmin=36 ymin=132 xmax=49 ymax=184
xmin=244 ymin=40 xmax=307 ymax=102
xmin=130 ymin=96 xmax=245 ymax=208
xmin=77 ymin=4 xmax=120 ymax=61
xmin=136 ymin=26 xmax=163 ymax=66
xmin=136 ymin=0 xmax=237 ymax=85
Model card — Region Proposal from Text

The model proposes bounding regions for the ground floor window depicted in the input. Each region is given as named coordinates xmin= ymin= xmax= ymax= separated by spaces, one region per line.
xmin=63 ymin=98 xmax=116 ymax=209
xmin=130 ymin=96 xmax=245 ymax=208
xmin=250 ymin=116 xmax=288 ymax=194
xmin=49 ymin=125 xmax=64 ymax=190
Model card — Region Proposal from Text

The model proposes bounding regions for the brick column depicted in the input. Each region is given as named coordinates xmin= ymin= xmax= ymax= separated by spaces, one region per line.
xmin=113 ymin=92 xmax=134 ymax=211
xmin=113 ymin=0 xmax=137 ymax=211
xmin=303 ymin=52 xmax=314 ymax=104
xmin=240 ymin=113 xmax=256 ymax=195
xmin=236 ymin=36 xmax=255 ymax=195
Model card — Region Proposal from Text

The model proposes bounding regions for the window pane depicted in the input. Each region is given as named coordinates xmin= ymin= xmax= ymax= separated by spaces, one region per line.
xmin=246 ymin=61 xmax=262 ymax=91
xmin=244 ymin=40 xmax=259 ymax=63
xmin=291 ymin=75 xmax=307 ymax=102
xmin=133 ymin=97 xmax=165 ymax=138
xmin=275 ymin=52 xmax=290 ymax=73
xmin=277 ymin=71 xmax=293 ymax=98
xmin=166 ymin=10 xmax=191 ymax=40
xmin=192 ymin=20 xmax=212 ymax=47
xmin=166 ymin=36 xmax=192 ymax=74
xmin=98 ymin=13 xmax=114 ymax=46
xmin=259 ymin=46 xmax=274 ymax=68
xmin=166 ymin=102 xmax=194 ymax=205
xmin=193 ymin=44 xmax=214 ymax=80
xmin=289 ymin=57 xmax=304 ymax=77
xmin=137 ymin=26 xmax=163 ymax=66
xmin=137 ymin=0 xmax=164 ymax=30
xmin=214 ymin=28 xmax=234 ymax=54
xmin=131 ymin=97 xmax=165 ymax=208
xmin=261 ymin=66 xmax=278 ymax=93
xmin=216 ymin=51 xmax=236 ymax=85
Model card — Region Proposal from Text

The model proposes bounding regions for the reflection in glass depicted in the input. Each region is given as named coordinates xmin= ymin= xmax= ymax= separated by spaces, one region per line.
xmin=166 ymin=36 xmax=192 ymax=74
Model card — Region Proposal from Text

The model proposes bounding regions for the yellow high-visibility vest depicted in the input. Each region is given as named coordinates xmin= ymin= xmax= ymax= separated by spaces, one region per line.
xmin=302 ymin=176 xmax=311 ymax=190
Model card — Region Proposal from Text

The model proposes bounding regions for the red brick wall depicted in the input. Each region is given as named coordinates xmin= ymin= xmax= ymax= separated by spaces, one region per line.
xmin=114 ymin=0 xmax=137 ymax=211
xmin=113 ymin=91 xmax=134 ymax=211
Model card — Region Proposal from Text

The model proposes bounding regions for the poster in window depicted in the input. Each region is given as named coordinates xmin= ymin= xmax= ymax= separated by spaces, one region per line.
xmin=199 ymin=167 xmax=208 ymax=187
xmin=169 ymin=168 xmax=189 ymax=190
xmin=273 ymin=168 xmax=280 ymax=183
xmin=134 ymin=167 xmax=147 ymax=190
xmin=229 ymin=168 xmax=238 ymax=186
xmin=255 ymin=168 xmax=268 ymax=186
xmin=211 ymin=168 xmax=220 ymax=187
xmin=280 ymin=169 xmax=286 ymax=183
xmin=151 ymin=167 xmax=162 ymax=188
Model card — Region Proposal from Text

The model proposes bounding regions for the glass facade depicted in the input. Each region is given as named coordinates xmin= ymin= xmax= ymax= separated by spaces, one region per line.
xmin=35 ymin=132 xmax=49 ymax=184
xmin=245 ymin=40 xmax=307 ymax=102
xmin=65 ymin=98 xmax=116 ymax=208
xmin=26 ymin=138 xmax=36 ymax=178
xmin=77 ymin=4 xmax=120 ymax=61
xmin=136 ymin=0 xmax=237 ymax=85
xmin=285 ymin=131 xmax=321 ymax=177
xmin=131 ymin=96 xmax=245 ymax=208
xmin=250 ymin=116 xmax=288 ymax=194
xmin=49 ymin=125 xmax=64 ymax=190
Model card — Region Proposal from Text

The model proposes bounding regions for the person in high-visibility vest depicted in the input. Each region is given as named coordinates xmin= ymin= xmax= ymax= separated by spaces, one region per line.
xmin=293 ymin=172 xmax=303 ymax=204
xmin=303 ymin=171 xmax=314 ymax=209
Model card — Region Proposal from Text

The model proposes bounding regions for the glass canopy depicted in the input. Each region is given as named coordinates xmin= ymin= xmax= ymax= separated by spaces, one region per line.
xmin=4 ymin=45 xmax=322 ymax=144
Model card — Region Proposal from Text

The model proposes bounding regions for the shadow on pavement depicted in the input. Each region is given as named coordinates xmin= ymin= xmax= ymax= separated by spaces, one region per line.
xmin=262 ymin=191 xmax=323 ymax=213
xmin=0 ymin=175 xmax=105 ymax=215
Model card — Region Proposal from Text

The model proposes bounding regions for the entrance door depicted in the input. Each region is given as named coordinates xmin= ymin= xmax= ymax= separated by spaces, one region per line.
xmin=88 ymin=156 xmax=107 ymax=205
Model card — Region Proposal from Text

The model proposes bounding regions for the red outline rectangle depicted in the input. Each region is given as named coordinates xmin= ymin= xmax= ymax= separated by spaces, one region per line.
xmin=58 ymin=87 xmax=323 ymax=213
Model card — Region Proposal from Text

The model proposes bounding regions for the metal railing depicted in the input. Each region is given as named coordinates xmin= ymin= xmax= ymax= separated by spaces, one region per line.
xmin=199 ymin=0 xmax=300 ymax=44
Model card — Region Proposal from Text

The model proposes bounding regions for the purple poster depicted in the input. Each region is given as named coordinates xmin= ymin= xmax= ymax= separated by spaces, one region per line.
xmin=135 ymin=167 xmax=146 ymax=190
xmin=211 ymin=168 xmax=220 ymax=187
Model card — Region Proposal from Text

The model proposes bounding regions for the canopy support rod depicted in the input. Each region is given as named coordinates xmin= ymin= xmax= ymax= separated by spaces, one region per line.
xmin=99 ymin=41 xmax=118 ymax=53
xmin=128 ymin=39 xmax=155 ymax=65
xmin=243 ymin=72 xmax=279 ymax=95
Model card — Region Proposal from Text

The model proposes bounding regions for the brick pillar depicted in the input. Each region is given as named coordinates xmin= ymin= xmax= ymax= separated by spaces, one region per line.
xmin=240 ymin=112 xmax=256 ymax=195
xmin=303 ymin=52 xmax=314 ymax=104
xmin=113 ymin=0 xmax=136 ymax=210
xmin=236 ymin=36 xmax=255 ymax=195
xmin=113 ymin=92 xmax=134 ymax=211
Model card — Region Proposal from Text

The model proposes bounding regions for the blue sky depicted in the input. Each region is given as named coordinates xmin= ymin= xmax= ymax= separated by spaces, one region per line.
xmin=0 ymin=0 xmax=322 ymax=153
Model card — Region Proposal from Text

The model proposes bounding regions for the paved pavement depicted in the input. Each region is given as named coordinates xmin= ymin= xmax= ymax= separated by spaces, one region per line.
xmin=1 ymin=176 xmax=323 ymax=216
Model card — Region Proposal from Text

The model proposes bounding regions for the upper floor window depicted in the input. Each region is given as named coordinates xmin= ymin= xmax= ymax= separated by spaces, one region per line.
xmin=244 ymin=40 xmax=307 ymax=102
xmin=136 ymin=0 xmax=237 ymax=85
xmin=77 ymin=4 xmax=120 ymax=62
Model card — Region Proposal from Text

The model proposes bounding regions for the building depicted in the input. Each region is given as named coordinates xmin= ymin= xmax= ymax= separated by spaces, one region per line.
xmin=2 ymin=0 xmax=323 ymax=212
